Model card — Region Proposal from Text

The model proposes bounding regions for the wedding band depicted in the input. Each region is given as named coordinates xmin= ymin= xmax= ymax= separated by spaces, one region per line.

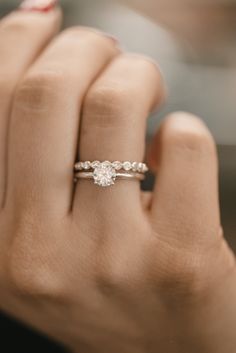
xmin=74 ymin=160 xmax=148 ymax=173
xmin=74 ymin=160 xmax=148 ymax=187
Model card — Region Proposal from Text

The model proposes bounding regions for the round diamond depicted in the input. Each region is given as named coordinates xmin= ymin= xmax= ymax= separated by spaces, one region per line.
xmin=91 ymin=160 xmax=100 ymax=169
xmin=75 ymin=162 xmax=83 ymax=171
xmin=83 ymin=161 xmax=91 ymax=170
xmin=123 ymin=161 xmax=132 ymax=171
xmin=93 ymin=163 xmax=116 ymax=187
xmin=112 ymin=161 xmax=122 ymax=170
xmin=103 ymin=160 xmax=111 ymax=167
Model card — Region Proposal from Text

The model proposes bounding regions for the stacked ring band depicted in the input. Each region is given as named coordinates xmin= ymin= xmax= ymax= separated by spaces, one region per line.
xmin=74 ymin=161 xmax=148 ymax=187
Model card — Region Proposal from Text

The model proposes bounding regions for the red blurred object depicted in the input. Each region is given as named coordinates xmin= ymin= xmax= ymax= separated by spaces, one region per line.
xmin=19 ymin=0 xmax=58 ymax=12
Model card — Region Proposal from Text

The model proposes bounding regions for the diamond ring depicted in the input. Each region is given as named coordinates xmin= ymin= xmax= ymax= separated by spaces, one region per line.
xmin=74 ymin=161 xmax=148 ymax=187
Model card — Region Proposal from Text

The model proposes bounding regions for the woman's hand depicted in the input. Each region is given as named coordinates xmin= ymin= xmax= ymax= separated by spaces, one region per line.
xmin=0 ymin=2 xmax=236 ymax=353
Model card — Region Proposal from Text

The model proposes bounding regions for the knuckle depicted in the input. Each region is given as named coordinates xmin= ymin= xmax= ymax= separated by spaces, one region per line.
xmin=158 ymin=249 xmax=209 ymax=298
xmin=59 ymin=26 xmax=88 ymax=41
xmin=118 ymin=54 xmax=165 ymax=111
xmin=84 ymin=84 xmax=134 ymax=127
xmin=162 ymin=112 xmax=216 ymax=154
xmin=127 ymin=54 xmax=159 ymax=75
xmin=95 ymin=249 xmax=146 ymax=295
xmin=7 ymin=251 xmax=63 ymax=299
xmin=60 ymin=26 xmax=81 ymax=36
xmin=95 ymin=267 xmax=131 ymax=295
xmin=61 ymin=26 xmax=93 ymax=39
xmin=14 ymin=70 xmax=67 ymax=112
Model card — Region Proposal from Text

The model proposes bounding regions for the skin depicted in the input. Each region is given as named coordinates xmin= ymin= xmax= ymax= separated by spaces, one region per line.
xmin=0 ymin=5 xmax=236 ymax=353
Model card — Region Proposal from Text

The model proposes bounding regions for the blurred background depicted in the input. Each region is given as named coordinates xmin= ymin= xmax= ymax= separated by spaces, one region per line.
xmin=0 ymin=0 xmax=235 ymax=352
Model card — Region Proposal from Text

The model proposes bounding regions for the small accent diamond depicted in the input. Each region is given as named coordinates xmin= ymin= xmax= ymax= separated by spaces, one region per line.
xmin=103 ymin=160 xmax=111 ymax=167
xmin=91 ymin=160 xmax=100 ymax=169
xmin=83 ymin=161 xmax=91 ymax=170
xmin=132 ymin=162 xmax=139 ymax=172
xmin=137 ymin=162 xmax=144 ymax=172
xmin=112 ymin=161 xmax=122 ymax=170
xmin=123 ymin=161 xmax=132 ymax=171
xmin=143 ymin=164 xmax=148 ymax=172
xmin=75 ymin=162 xmax=83 ymax=170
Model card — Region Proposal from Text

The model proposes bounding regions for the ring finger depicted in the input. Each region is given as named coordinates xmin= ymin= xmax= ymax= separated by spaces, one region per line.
xmin=74 ymin=54 xmax=165 ymax=213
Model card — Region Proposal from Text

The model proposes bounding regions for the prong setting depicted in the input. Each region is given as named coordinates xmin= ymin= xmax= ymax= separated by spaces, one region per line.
xmin=93 ymin=162 xmax=116 ymax=187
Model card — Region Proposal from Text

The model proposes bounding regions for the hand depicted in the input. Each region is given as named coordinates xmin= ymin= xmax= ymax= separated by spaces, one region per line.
xmin=0 ymin=3 xmax=236 ymax=353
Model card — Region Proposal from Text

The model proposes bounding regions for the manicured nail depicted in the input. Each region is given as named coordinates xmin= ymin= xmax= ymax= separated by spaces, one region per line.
xmin=19 ymin=0 xmax=58 ymax=12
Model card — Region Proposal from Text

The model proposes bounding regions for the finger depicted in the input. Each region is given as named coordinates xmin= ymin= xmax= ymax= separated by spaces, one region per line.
xmin=0 ymin=4 xmax=61 ymax=208
xmin=141 ymin=191 xmax=153 ymax=211
xmin=150 ymin=112 xmax=221 ymax=247
xmin=74 ymin=54 xmax=165 ymax=213
xmin=7 ymin=28 xmax=120 ymax=217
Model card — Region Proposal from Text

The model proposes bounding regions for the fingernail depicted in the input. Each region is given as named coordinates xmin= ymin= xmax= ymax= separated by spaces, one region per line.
xmin=82 ymin=27 xmax=120 ymax=46
xmin=19 ymin=0 xmax=58 ymax=12
xmin=100 ymin=32 xmax=120 ymax=45
xmin=97 ymin=31 xmax=124 ymax=51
